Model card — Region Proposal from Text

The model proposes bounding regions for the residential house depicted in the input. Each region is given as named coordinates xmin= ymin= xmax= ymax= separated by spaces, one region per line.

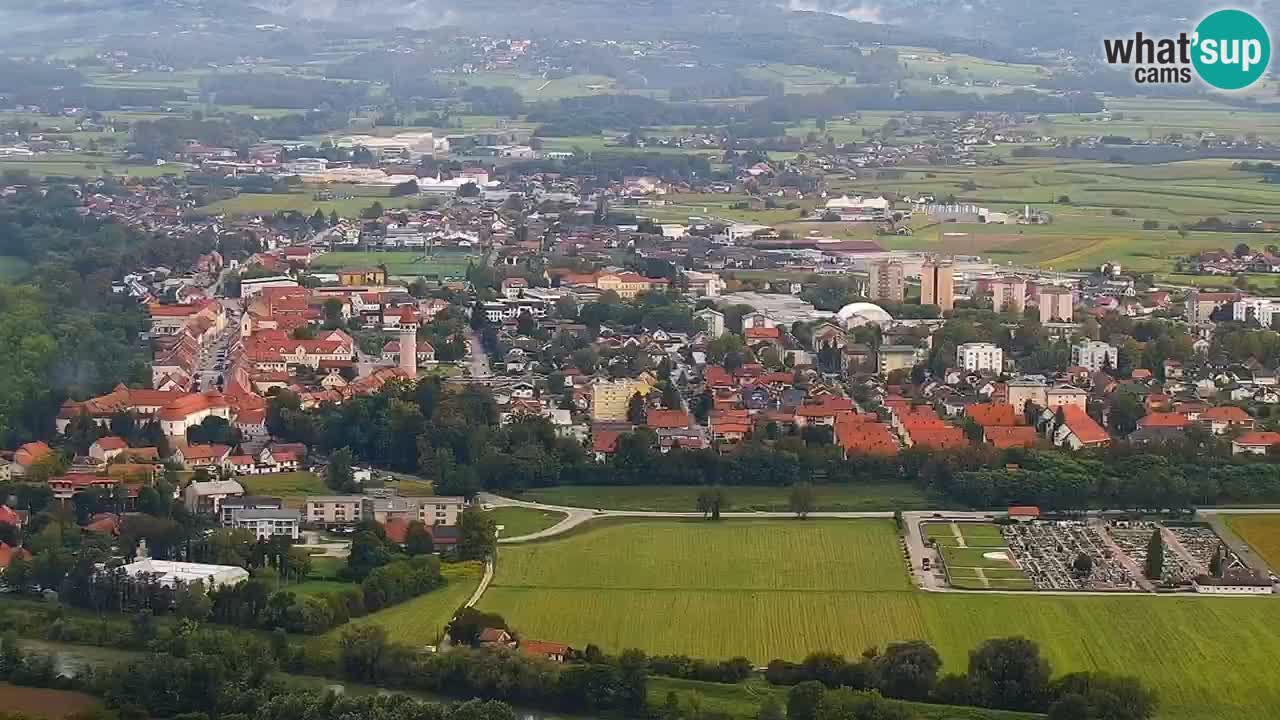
xmin=232 ymin=509 xmax=302 ymax=540
xmin=183 ymin=479 xmax=245 ymax=515
xmin=1052 ymin=405 xmax=1110 ymax=450
xmin=1232 ymin=431 xmax=1280 ymax=456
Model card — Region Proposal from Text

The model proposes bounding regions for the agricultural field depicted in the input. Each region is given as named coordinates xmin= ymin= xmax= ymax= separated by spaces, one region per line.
xmin=810 ymin=158 xmax=1280 ymax=273
xmin=448 ymin=71 xmax=621 ymax=100
xmin=195 ymin=190 xmax=420 ymax=218
xmin=741 ymin=64 xmax=854 ymax=94
xmin=488 ymin=506 xmax=566 ymax=538
xmin=517 ymin=482 xmax=936 ymax=512
xmin=0 ymin=154 xmax=183 ymax=179
xmin=925 ymin=522 xmax=1033 ymax=590
xmin=1226 ymin=514 xmax=1280 ymax=570
xmin=310 ymin=250 xmax=478 ymax=279
xmin=481 ymin=519 xmax=1280 ymax=720
xmin=325 ymin=561 xmax=483 ymax=648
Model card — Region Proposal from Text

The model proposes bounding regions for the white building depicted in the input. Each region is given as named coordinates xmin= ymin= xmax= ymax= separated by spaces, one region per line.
xmin=683 ymin=271 xmax=725 ymax=297
xmin=956 ymin=343 xmax=1004 ymax=373
xmin=119 ymin=558 xmax=249 ymax=590
xmin=1233 ymin=298 xmax=1280 ymax=328
xmin=824 ymin=195 xmax=890 ymax=221
xmin=233 ymin=509 xmax=301 ymax=540
xmin=1071 ymin=340 xmax=1119 ymax=372
xmin=695 ymin=307 xmax=726 ymax=338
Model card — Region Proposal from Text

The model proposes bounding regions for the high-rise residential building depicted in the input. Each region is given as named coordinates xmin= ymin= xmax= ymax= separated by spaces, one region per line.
xmin=868 ymin=260 xmax=905 ymax=303
xmin=1037 ymin=285 xmax=1074 ymax=323
xmin=956 ymin=342 xmax=1004 ymax=373
xmin=920 ymin=258 xmax=955 ymax=312
xmin=989 ymin=276 xmax=1027 ymax=314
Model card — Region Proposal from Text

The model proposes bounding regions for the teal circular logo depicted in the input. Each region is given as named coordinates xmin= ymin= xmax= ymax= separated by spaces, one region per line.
xmin=1193 ymin=9 xmax=1271 ymax=90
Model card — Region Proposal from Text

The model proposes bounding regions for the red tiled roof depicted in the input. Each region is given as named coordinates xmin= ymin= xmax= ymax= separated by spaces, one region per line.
xmin=1061 ymin=405 xmax=1109 ymax=445
xmin=1201 ymin=406 xmax=1251 ymax=423
xmin=965 ymin=403 xmax=1023 ymax=428
xmin=520 ymin=640 xmax=571 ymax=658
xmin=93 ymin=437 xmax=128 ymax=451
xmin=1235 ymin=431 xmax=1280 ymax=447
xmin=0 ymin=506 xmax=20 ymax=527
xmin=645 ymin=410 xmax=691 ymax=430
xmin=14 ymin=442 xmax=51 ymax=467
xmin=1137 ymin=412 xmax=1190 ymax=429
xmin=744 ymin=327 xmax=781 ymax=340
xmin=910 ymin=426 xmax=969 ymax=450
xmin=985 ymin=426 xmax=1039 ymax=449
xmin=592 ymin=429 xmax=624 ymax=454
xmin=383 ymin=518 xmax=411 ymax=545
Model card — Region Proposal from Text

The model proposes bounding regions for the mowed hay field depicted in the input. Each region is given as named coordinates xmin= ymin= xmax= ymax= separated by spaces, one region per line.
xmin=481 ymin=519 xmax=1280 ymax=720
xmin=1226 ymin=514 xmax=1280 ymax=569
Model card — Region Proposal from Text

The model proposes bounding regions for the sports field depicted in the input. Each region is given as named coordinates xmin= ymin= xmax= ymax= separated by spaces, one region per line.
xmin=480 ymin=519 xmax=1280 ymax=720
xmin=925 ymin=522 xmax=1033 ymax=590
xmin=518 ymin=482 xmax=936 ymax=512
xmin=310 ymin=250 xmax=477 ymax=279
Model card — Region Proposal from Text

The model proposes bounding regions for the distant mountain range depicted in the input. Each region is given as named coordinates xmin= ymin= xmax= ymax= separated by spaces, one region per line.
xmin=3 ymin=0 xmax=1276 ymax=61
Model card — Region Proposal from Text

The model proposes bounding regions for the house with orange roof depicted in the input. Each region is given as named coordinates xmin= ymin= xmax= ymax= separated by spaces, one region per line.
xmin=1137 ymin=412 xmax=1191 ymax=431
xmin=984 ymin=425 xmax=1039 ymax=449
xmin=89 ymin=437 xmax=129 ymax=463
xmin=1200 ymin=406 xmax=1254 ymax=435
xmin=10 ymin=442 xmax=52 ymax=478
xmin=964 ymin=403 xmax=1023 ymax=428
xmin=1232 ymin=431 xmax=1280 ymax=456
xmin=1053 ymin=405 xmax=1110 ymax=450
xmin=175 ymin=444 xmax=233 ymax=471
xmin=645 ymin=410 xmax=691 ymax=430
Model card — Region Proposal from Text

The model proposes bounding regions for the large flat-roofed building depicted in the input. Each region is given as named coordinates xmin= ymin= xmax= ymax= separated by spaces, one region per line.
xmin=119 ymin=558 xmax=249 ymax=590
xmin=233 ymin=509 xmax=301 ymax=540
xmin=305 ymin=495 xmax=365 ymax=526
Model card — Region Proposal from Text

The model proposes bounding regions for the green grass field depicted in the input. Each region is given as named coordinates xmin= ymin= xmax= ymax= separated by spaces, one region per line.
xmin=518 ymin=483 xmax=936 ymax=512
xmin=925 ymin=522 xmax=1033 ymax=591
xmin=310 ymin=251 xmax=478 ymax=279
xmin=1226 ymin=514 xmax=1280 ymax=569
xmin=0 ymin=155 xmax=182 ymax=179
xmin=0 ymin=256 xmax=31 ymax=282
xmin=481 ymin=519 xmax=1280 ymax=720
xmin=806 ymin=158 xmax=1280 ymax=274
xmin=196 ymin=190 xmax=420 ymax=218
xmin=327 ymin=562 xmax=483 ymax=648
xmin=488 ymin=506 xmax=566 ymax=538
xmin=240 ymin=472 xmax=326 ymax=508
xmin=650 ymin=677 xmax=1041 ymax=720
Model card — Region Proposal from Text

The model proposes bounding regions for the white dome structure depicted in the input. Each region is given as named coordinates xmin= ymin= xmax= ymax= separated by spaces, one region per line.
xmin=836 ymin=302 xmax=892 ymax=329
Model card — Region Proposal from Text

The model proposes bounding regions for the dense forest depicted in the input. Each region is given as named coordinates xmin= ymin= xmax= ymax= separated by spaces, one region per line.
xmin=0 ymin=190 xmax=193 ymax=446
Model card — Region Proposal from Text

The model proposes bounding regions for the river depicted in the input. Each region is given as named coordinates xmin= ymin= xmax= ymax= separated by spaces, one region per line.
xmin=18 ymin=639 xmax=574 ymax=720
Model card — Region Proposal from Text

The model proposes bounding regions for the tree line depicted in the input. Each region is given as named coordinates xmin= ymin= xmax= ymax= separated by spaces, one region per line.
xmin=768 ymin=638 xmax=1154 ymax=720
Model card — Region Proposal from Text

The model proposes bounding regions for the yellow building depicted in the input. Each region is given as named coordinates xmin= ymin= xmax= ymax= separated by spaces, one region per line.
xmin=591 ymin=378 xmax=653 ymax=421
xmin=338 ymin=267 xmax=387 ymax=287
xmin=595 ymin=272 xmax=668 ymax=300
